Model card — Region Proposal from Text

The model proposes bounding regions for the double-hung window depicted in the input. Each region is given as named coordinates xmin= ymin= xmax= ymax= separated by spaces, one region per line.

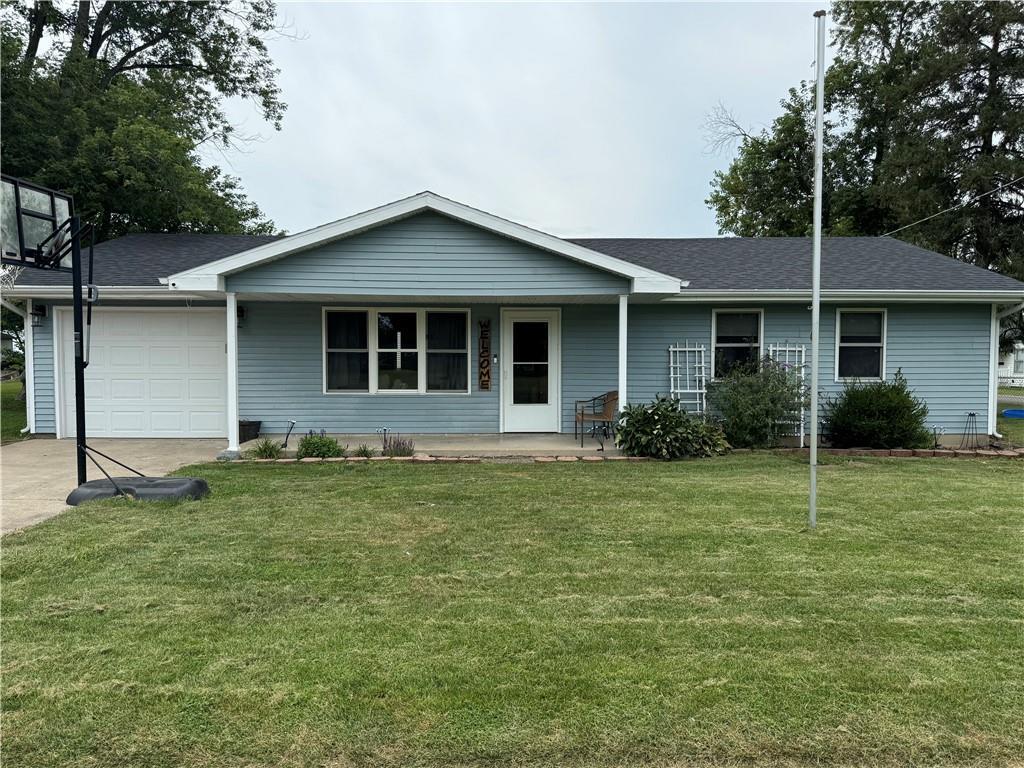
xmin=712 ymin=309 xmax=762 ymax=378
xmin=324 ymin=308 xmax=470 ymax=393
xmin=836 ymin=309 xmax=886 ymax=380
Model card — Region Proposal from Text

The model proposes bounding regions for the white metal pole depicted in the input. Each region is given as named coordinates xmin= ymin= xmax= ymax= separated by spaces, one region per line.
xmin=809 ymin=9 xmax=826 ymax=530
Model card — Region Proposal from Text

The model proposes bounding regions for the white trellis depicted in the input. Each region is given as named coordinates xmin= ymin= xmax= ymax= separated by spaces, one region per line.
xmin=767 ymin=342 xmax=807 ymax=447
xmin=669 ymin=343 xmax=707 ymax=414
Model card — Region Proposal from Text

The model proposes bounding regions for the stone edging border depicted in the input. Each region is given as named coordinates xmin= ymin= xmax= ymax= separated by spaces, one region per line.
xmin=233 ymin=447 xmax=1023 ymax=464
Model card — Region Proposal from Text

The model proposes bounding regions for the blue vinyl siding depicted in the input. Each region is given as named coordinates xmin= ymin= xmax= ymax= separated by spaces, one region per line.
xmin=25 ymin=298 xmax=993 ymax=438
xmin=628 ymin=302 xmax=992 ymax=434
xmin=30 ymin=306 xmax=56 ymax=434
xmin=226 ymin=212 xmax=629 ymax=296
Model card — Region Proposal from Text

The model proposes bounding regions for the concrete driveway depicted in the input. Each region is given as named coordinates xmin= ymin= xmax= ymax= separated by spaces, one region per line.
xmin=1 ymin=438 xmax=222 ymax=534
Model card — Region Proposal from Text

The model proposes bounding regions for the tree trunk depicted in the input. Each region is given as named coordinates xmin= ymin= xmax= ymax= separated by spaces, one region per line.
xmin=23 ymin=1 xmax=50 ymax=64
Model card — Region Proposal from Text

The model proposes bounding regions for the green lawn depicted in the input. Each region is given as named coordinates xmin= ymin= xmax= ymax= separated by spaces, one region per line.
xmin=1 ymin=379 xmax=27 ymax=443
xmin=998 ymin=385 xmax=1024 ymax=396
xmin=3 ymin=456 xmax=1022 ymax=767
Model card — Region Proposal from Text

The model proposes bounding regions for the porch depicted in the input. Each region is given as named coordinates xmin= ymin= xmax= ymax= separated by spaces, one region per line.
xmin=242 ymin=432 xmax=621 ymax=457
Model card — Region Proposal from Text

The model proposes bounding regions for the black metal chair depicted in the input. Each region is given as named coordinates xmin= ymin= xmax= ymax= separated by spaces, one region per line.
xmin=574 ymin=390 xmax=619 ymax=449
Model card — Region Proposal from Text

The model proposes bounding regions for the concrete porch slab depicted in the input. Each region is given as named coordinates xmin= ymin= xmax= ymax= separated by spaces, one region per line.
xmin=244 ymin=433 xmax=620 ymax=458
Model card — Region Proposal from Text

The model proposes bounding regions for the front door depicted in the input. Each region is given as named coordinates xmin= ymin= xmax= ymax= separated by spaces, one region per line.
xmin=501 ymin=309 xmax=560 ymax=432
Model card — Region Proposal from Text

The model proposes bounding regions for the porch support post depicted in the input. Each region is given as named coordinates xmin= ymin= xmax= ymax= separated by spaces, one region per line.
xmin=618 ymin=294 xmax=628 ymax=408
xmin=224 ymin=292 xmax=240 ymax=456
xmin=989 ymin=302 xmax=999 ymax=437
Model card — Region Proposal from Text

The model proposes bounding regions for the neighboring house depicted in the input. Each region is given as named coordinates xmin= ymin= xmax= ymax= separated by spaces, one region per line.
xmin=7 ymin=192 xmax=1024 ymax=452
xmin=1000 ymin=342 xmax=1024 ymax=388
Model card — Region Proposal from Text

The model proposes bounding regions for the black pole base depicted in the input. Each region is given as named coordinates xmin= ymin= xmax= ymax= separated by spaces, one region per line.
xmin=66 ymin=477 xmax=210 ymax=506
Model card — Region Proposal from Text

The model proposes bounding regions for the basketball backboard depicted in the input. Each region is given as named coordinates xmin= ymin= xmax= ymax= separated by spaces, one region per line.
xmin=1 ymin=173 xmax=75 ymax=271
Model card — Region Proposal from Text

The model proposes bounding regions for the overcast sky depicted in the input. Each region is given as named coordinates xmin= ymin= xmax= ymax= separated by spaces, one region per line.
xmin=218 ymin=2 xmax=830 ymax=238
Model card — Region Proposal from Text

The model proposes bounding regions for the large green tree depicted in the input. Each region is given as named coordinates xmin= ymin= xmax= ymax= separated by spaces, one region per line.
xmin=1 ymin=1 xmax=286 ymax=240
xmin=707 ymin=1 xmax=1024 ymax=283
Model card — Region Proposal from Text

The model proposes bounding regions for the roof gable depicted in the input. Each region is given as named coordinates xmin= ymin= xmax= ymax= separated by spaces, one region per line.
xmin=167 ymin=192 xmax=682 ymax=294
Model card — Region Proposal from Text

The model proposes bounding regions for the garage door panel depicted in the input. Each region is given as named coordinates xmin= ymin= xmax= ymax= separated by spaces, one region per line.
xmin=188 ymin=345 xmax=223 ymax=369
xmin=151 ymin=412 xmax=184 ymax=432
xmin=61 ymin=309 xmax=226 ymax=438
xmin=150 ymin=346 xmax=186 ymax=368
xmin=190 ymin=411 xmax=225 ymax=432
xmin=150 ymin=379 xmax=185 ymax=400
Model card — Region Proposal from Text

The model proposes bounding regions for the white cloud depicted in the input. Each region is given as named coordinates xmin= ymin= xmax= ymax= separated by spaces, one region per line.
xmin=216 ymin=2 xmax=829 ymax=237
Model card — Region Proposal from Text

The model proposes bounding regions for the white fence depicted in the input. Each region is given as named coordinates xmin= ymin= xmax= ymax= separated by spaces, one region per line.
xmin=668 ymin=343 xmax=707 ymax=414
xmin=766 ymin=343 xmax=807 ymax=447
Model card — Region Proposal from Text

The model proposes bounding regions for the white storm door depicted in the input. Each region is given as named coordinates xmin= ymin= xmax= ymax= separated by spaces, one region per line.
xmin=59 ymin=308 xmax=227 ymax=437
xmin=501 ymin=309 xmax=560 ymax=432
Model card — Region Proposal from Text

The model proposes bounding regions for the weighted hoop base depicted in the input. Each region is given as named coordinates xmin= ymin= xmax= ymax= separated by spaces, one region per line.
xmin=66 ymin=477 xmax=210 ymax=506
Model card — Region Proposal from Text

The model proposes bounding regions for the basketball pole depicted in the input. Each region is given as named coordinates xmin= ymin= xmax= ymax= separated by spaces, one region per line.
xmin=809 ymin=9 xmax=826 ymax=530
xmin=70 ymin=214 xmax=88 ymax=487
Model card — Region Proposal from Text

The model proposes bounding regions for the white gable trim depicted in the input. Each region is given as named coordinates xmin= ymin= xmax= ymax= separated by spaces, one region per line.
xmin=165 ymin=192 xmax=682 ymax=295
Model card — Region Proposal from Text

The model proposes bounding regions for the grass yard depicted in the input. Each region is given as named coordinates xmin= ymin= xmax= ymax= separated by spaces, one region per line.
xmin=3 ymin=456 xmax=1022 ymax=767
xmin=998 ymin=385 xmax=1024 ymax=396
xmin=999 ymin=413 xmax=1024 ymax=447
xmin=1 ymin=379 xmax=27 ymax=444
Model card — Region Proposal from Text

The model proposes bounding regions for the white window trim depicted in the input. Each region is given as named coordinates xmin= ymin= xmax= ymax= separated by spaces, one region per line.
xmin=710 ymin=308 xmax=764 ymax=380
xmin=834 ymin=308 xmax=887 ymax=382
xmin=321 ymin=307 xmax=472 ymax=395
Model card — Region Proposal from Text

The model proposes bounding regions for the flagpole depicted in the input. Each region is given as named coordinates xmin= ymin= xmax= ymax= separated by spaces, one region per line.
xmin=809 ymin=9 xmax=826 ymax=530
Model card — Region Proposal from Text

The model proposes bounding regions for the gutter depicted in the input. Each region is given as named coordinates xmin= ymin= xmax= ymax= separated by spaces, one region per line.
xmin=664 ymin=289 xmax=1024 ymax=303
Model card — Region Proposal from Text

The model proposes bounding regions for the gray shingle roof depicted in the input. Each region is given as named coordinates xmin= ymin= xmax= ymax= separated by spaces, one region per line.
xmin=571 ymin=236 xmax=1024 ymax=292
xmin=11 ymin=230 xmax=1023 ymax=293
xmin=11 ymin=233 xmax=281 ymax=287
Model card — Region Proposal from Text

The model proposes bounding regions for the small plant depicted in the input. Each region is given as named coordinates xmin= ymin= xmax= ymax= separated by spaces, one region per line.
xmin=296 ymin=430 xmax=345 ymax=459
xmin=616 ymin=395 xmax=729 ymax=460
xmin=381 ymin=430 xmax=415 ymax=457
xmin=354 ymin=443 xmax=376 ymax=458
xmin=246 ymin=437 xmax=282 ymax=460
xmin=709 ymin=356 xmax=809 ymax=448
xmin=823 ymin=370 xmax=931 ymax=449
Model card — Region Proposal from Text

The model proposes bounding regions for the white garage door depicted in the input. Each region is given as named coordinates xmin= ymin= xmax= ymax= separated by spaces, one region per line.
xmin=59 ymin=308 xmax=227 ymax=438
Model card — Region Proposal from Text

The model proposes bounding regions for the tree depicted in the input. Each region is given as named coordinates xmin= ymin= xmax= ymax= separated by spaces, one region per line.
xmin=1 ymin=1 xmax=287 ymax=239
xmin=706 ymin=1 xmax=1024 ymax=283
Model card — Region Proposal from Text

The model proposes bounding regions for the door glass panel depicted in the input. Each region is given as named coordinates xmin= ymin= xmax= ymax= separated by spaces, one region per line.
xmin=513 ymin=363 xmax=548 ymax=404
xmin=512 ymin=321 xmax=548 ymax=362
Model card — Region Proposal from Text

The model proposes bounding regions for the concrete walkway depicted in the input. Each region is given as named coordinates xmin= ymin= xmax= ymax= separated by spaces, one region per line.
xmin=243 ymin=432 xmax=620 ymax=457
xmin=1 ymin=438 xmax=222 ymax=534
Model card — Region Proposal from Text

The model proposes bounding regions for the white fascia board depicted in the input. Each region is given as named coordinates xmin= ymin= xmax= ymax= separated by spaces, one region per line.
xmin=4 ymin=286 xmax=217 ymax=301
xmin=165 ymin=191 xmax=682 ymax=295
xmin=663 ymin=289 xmax=1024 ymax=303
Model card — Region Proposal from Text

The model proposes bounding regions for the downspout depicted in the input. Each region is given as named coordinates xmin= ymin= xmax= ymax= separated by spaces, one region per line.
xmin=992 ymin=301 xmax=1024 ymax=439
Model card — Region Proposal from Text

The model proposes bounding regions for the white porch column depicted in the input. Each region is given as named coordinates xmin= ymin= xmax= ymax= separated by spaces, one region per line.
xmin=24 ymin=299 xmax=36 ymax=434
xmin=618 ymin=294 xmax=628 ymax=407
xmin=225 ymin=292 xmax=240 ymax=454
xmin=988 ymin=302 xmax=999 ymax=436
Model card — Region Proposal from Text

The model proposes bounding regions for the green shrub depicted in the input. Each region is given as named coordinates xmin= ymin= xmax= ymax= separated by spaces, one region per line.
xmin=354 ymin=443 xmax=376 ymax=458
xmin=709 ymin=356 xmax=808 ymax=448
xmin=616 ymin=395 xmax=729 ymax=460
xmin=246 ymin=437 xmax=282 ymax=459
xmin=296 ymin=431 xmax=345 ymax=459
xmin=823 ymin=370 xmax=931 ymax=448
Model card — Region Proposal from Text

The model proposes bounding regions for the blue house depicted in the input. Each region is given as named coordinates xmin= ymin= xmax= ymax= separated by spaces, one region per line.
xmin=9 ymin=192 xmax=1024 ymax=453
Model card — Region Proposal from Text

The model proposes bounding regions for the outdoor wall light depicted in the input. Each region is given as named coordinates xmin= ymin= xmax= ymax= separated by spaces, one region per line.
xmin=30 ymin=304 xmax=46 ymax=327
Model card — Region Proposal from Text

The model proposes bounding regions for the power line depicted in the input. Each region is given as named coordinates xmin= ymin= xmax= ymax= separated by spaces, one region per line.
xmin=881 ymin=175 xmax=1024 ymax=237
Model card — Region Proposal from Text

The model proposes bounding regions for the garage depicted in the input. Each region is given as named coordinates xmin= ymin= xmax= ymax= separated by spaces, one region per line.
xmin=58 ymin=308 xmax=227 ymax=438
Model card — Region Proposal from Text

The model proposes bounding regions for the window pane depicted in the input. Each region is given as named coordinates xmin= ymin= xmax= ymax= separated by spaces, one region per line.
xmin=427 ymin=312 xmax=467 ymax=350
xmin=378 ymin=312 xmax=417 ymax=349
xmin=513 ymin=363 xmax=548 ymax=404
xmin=54 ymin=197 xmax=70 ymax=224
xmin=715 ymin=312 xmax=759 ymax=344
xmin=1015 ymin=352 xmax=1024 ymax=375
xmin=715 ymin=346 xmax=758 ymax=377
xmin=427 ymin=352 xmax=467 ymax=391
xmin=838 ymin=346 xmax=882 ymax=378
xmin=840 ymin=312 xmax=883 ymax=344
xmin=1 ymin=181 xmax=17 ymax=256
xmin=378 ymin=351 xmax=418 ymax=389
xmin=327 ymin=351 xmax=368 ymax=390
xmin=21 ymin=213 xmax=53 ymax=252
xmin=326 ymin=311 xmax=367 ymax=349
xmin=19 ymin=187 xmax=51 ymax=215
xmin=512 ymin=321 xmax=548 ymax=362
